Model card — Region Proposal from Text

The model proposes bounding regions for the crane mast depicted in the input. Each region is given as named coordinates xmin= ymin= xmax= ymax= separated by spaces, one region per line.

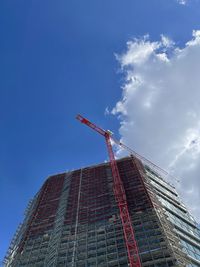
xmin=76 ymin=114 xmax=142 ymax=267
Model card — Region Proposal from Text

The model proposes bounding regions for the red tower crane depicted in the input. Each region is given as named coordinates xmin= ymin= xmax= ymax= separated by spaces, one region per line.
xmin=76 ymin=114 xmax=142 ymax=267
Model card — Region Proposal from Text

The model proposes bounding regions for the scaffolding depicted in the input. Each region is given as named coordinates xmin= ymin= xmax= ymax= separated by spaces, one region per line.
xmin=44 ymin=172 xmax=71 ymax=266
xmin=5 ymin=174 xmax=66 ymax=266
xmin=60 ymin=165 xmax=130 ymax=267
xmin=4 ymin=156 xmax=195 ymax=267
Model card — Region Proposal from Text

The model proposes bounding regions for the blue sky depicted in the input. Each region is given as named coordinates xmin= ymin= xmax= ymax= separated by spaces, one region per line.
xmin=1 ymin=0 xmax=200 ymax=261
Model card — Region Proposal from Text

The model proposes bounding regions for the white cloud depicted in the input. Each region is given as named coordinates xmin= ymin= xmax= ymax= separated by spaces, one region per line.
xmin=104 ymin=106 xmax=110 ymax=116
xmin=177 ymin=0 xmax=187 ymax=5
xmin=113 ymin=31 xmax=200 ymax=222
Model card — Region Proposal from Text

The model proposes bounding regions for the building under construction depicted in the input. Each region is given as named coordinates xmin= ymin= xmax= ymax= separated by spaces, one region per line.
xmin=4 ymin=156 xmax=200 ymax=267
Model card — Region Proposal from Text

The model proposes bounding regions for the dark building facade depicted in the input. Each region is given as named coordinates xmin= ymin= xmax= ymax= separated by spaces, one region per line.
xmin=4 ymin=156 xmax=200 ymax=266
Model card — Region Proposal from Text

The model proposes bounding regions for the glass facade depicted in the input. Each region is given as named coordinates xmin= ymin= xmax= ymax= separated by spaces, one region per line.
xmin=145 ymin=167 xmax=200 ymax=267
